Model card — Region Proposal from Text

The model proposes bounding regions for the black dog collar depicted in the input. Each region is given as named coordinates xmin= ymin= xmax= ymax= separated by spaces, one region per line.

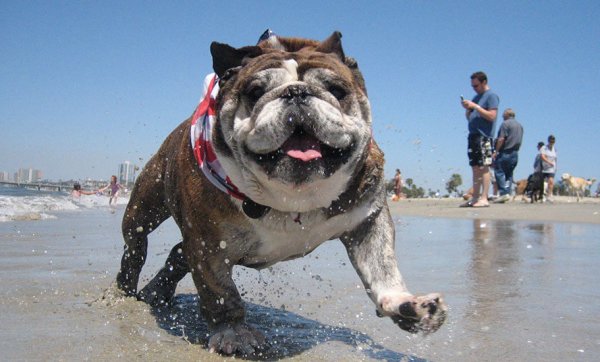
xmin=242 ymin=198 xmax=271 ymax=219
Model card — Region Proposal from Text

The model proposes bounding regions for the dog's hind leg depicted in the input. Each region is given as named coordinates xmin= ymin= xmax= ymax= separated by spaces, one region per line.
xmin=118 ymin=211 xmax=171 ymax=296
xmin=116 ymin=163 xmax=171 ymax=297
xmin=138 ymin=241 xmax=189 ymax=306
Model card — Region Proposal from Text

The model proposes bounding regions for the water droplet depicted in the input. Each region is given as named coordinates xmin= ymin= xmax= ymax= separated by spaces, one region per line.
xmin=219 ymin=240 xmax=227 ymax=249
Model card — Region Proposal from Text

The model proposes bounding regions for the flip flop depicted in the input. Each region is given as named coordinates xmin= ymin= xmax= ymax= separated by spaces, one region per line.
xmin=459 ymin=201 xmax=474 ymax=208
xmin=472 ymin=202 xmax=490 ymax=208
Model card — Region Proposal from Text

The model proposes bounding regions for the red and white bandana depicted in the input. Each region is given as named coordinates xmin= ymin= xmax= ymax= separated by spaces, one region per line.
xmin=190 ymin=73 xmax=246 ymax=200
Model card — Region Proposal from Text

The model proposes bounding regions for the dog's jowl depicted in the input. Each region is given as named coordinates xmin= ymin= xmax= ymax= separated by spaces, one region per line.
xmin=116 ymin=31 xmax=447 ymax=355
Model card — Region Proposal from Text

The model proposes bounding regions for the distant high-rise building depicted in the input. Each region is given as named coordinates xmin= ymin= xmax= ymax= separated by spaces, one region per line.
xmin=0 ymin=171 xmax=10 ymax=182
xmin=118 ymin=161 xmax=138 ymax=187
xmin=33 ymin=169 xmax=43 ymax=182
xmin=15 ymin=168 xmax=42 ymax=183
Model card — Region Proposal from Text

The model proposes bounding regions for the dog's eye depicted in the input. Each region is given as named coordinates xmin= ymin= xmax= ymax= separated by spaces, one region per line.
xmin=245 ymin=86 xmax=265 ymax=103
xmin=327 ymin=85 xmax=347 ymax=100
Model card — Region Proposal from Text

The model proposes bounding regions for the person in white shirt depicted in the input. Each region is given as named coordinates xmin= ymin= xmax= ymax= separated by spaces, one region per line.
xmin=540 ymin=135 xmax=557 ymax=200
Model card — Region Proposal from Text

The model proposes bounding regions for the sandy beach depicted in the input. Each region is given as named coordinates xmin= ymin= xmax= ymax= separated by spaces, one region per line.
xmin=1 ymin=197 xmax=599 ymax=361
xmin=388 ymin=196 xmax=600 ymax=224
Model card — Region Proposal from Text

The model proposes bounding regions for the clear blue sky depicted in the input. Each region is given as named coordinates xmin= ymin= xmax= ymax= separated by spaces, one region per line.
xmin=2 ymin=0 xmax=599 ymax=192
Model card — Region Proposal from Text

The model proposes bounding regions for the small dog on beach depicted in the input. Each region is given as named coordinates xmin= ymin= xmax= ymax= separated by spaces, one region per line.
xmin=512 ymin=179 xmax=528 ymax=202
xmin=116 ymin=31 xmax=446 ymax=355
xmin=561 ymin=173 xmax=596 ymax=202
xmin=513 ymin=177 xmax=547 ymax=202
xmin=525 ymin=172 xmax=545 ymax=203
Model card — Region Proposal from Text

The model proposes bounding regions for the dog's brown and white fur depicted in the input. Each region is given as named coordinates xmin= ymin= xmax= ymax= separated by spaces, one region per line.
xmin=512 ymin=179 xmax=528 ymax=202
xmin=561 ymin=173 xmax=596 ymax=202
xmin=115 ymin=32 xmax=446 ymax=355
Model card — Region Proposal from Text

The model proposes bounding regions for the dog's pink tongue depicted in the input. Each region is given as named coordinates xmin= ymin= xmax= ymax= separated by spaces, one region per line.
xmin=282 ymin=136 xmax=322 ymax=162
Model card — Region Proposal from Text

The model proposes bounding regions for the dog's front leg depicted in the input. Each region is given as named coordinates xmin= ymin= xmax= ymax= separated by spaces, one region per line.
xmin=188 ymin=252 xmax=266 ymax=355
xmin=340 ymin=206 xmax=447 ymax=334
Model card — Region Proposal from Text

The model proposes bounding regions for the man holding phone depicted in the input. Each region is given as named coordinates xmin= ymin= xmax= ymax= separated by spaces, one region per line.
xmin=460 ymin=71 xmax=500 ymax=208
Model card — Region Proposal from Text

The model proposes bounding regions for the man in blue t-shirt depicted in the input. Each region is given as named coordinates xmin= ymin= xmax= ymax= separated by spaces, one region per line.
xmin=460 ymin=71 xmax=500 ymax=208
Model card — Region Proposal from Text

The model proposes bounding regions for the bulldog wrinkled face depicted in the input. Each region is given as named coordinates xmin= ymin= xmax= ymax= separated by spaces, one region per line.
xmin=216 ymin=52 xmax=372 ymax=211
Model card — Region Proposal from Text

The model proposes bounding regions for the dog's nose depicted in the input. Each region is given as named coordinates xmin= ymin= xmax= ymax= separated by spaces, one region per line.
xmin=281 ymin=84 xmax=310 ymax=104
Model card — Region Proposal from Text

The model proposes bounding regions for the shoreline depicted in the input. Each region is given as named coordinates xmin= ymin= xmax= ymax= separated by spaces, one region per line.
xmin=388 ymin=196 xmax=600 ymax=224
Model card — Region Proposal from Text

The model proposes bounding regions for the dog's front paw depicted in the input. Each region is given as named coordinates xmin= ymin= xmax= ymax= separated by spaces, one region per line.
xmin=379 ymin=292 xmax=447 ymax=334
xmin=208 ymin=323 xmax=267 ymax=356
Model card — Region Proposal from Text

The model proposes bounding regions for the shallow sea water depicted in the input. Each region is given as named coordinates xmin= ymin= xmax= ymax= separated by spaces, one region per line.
xmin=0 ymin=207 xmax=598 ymax=361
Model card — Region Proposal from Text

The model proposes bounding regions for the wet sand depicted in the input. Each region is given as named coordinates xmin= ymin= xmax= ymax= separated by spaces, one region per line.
xmin=1 ymin=199 xmax=599 ymax=361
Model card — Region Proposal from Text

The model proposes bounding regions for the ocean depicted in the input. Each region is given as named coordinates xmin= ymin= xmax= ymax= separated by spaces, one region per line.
xmin=0 ymin=185 xmax=128 ymax=222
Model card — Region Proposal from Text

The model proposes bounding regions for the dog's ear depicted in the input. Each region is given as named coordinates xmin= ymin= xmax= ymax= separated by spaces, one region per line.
xmin=315 ymin=32 xmax=367 ymax=94
xmin=316 ymin=31 xmax=345 ymax=62
xmin=210 ymin=43 xmax=263 ymax=78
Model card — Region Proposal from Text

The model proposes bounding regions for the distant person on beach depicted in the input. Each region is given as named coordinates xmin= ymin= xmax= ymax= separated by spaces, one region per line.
xmin=460 ymin=71 xmax=499 ymax=208
xmin=71 ymin=183 xmax=95 ymax=198
xmin=392 ymin=169 xmax=403 ymax=201
xmin=493 ymin=108 xmax=523 ymax=203
xmin=533 ymin=141 xmax=544 ymax=172
xmin=540 ymin=135 xmax=558 ymax=201
xmin=99 ymin=175 xmax=124 ymax=207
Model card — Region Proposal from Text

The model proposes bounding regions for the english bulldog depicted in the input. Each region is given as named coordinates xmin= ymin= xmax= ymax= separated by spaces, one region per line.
xmin=116 ymin=31 xmax=446 ymax=355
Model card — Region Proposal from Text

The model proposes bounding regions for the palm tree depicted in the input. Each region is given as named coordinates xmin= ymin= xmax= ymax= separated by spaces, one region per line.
xmin=446 ymin=173 xmax=463 ymax=196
